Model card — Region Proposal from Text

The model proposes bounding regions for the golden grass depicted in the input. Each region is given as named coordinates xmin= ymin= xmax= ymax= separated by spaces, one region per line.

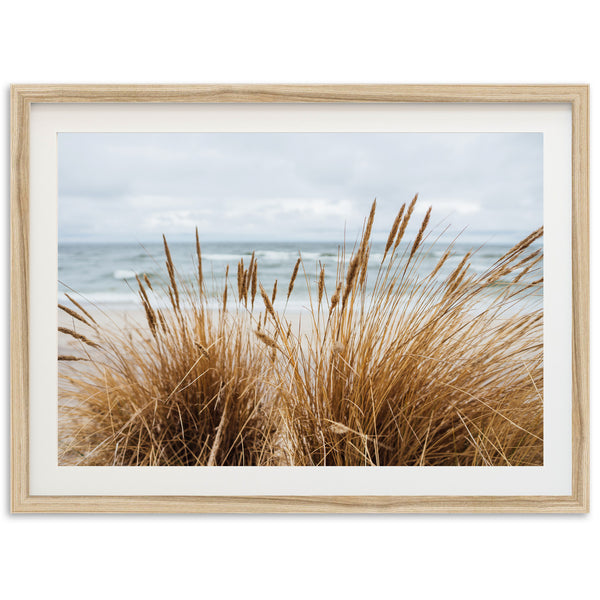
xmin=59 ymin=242 xmax=277 ymax=466
xmin=59 ymin=198 xmax=543 ymax=466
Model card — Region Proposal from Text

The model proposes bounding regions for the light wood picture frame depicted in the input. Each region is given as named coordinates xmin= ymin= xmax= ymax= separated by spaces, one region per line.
xmin=11 ymin=84 xmax=589 ymax=513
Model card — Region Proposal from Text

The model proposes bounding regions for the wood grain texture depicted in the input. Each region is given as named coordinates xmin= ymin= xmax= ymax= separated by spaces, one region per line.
xmin=570 ymin=86 xmax=590 ymax=512
xmin=8 ymin=83 xmax=589 ymax=104
xmin=10 ymin=85 xmax=30 ymax=513
xmin=10 ymin=494 xmax=590 ymax=514
xmin=10 ymin=84 xmax=590 ymax=513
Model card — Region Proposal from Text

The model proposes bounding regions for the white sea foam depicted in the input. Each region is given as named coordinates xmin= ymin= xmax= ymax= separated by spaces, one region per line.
xmin=203 ymin=253 xmax=246 ymax=261
xmin=59 ymin=238 xmax=541 ymax=313
xmin=58 ymin=291 xmax=314 ymax=314
xmin=59 ymin=291 xmax=141 ymax=306
xmin=202 ymin=250 xmax=339 ymax=262
xmin=255 ymin=250 xmax=298 ymax=261
xmin=113 ymin=269 xmax=137 ymax=280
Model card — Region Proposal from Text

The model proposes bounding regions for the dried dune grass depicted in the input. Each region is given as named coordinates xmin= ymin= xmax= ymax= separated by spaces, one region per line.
xmin=59 ymin=236 xmax=277 ymax=466
xmin=59 ymin=197 xmax=543 ymax=466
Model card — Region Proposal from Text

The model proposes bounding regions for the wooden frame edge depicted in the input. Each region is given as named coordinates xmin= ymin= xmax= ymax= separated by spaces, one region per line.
xmin=10 ymin=84 xmax=590 ymax=514
xmin=11 ymin=494 xmax=590 ymax=514
xmin=7 ymin=83 xmax=590 ymax=104
xmin=570 ymin=85 xmax=590 ymax=513
xmin=11 ymin=84 xmax=30 ymax=513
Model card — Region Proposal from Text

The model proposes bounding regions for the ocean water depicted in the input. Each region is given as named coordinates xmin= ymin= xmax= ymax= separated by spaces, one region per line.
xmin=58 ymin=237 xmax=543 ymax=312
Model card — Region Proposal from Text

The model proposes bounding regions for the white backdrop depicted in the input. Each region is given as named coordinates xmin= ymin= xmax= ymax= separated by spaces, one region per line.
xmin=1 ymin=1 xmax=597 ymax=599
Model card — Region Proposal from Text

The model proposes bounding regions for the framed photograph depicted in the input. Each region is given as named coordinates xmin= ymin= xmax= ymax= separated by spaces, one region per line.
xmin=11 ymin=84 xmax=589 ymax=513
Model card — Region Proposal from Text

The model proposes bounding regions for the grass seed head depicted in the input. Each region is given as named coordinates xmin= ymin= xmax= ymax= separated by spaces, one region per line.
xmin=287 ymin=257 xmax=301 ymax=301
xmin=318 ymin=267 xmax=325 ymax=305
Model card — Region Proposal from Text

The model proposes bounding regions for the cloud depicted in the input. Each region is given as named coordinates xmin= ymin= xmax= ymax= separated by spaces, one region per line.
xmin=423 ymin=199 xmax=481 ymax=215
xmin=58 ymin=132 xmax=542 ymax=243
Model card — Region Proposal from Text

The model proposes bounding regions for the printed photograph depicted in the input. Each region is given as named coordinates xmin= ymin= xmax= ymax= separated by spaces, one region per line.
xmin=58 ymin=132 xmax=543 ymax=466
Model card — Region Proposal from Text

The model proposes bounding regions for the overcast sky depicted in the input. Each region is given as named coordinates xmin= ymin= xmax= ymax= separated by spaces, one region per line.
xmin=58 ymin=132 xmax=542 ymax=244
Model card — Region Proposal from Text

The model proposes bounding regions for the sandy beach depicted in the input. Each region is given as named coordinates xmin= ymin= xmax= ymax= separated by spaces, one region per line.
xmin=58 ymin=305 xmax=317 ymax=359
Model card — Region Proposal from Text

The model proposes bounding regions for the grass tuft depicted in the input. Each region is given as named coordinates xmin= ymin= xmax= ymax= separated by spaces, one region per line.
xmin=59 ymin=197 xmax=543 ymax=466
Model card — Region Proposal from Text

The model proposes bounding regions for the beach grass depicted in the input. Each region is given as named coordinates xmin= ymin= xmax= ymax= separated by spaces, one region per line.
xmin=59 ymin=197 xmax=543 ymax=466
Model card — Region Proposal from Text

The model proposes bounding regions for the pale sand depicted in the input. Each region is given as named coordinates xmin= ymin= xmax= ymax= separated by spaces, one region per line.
xmin=59 ymin=307 xmax=148 ymax=357
xmin=58 ymin=303 xmax=518 ymax=359
xmin=58 ymin=306 xmax=315 ymax=358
